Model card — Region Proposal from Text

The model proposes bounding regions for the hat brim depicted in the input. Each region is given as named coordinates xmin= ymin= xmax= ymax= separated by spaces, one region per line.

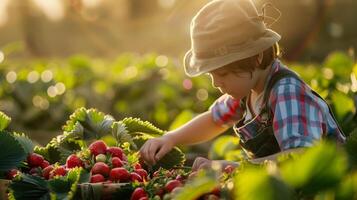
xmin=183 ymin=29 xmax=281 ymax=77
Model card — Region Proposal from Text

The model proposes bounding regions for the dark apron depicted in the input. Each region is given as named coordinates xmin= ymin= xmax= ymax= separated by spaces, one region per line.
xmin=233 ymin=68 xmax=345 ymax=158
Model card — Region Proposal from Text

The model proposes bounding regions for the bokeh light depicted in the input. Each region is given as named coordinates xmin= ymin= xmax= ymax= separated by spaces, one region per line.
xmin=41 ymin=70 xmax=53 ymax=82
xmin=32 ymin=95 xmax=50 ymax=110
xmin=158 ymin=0 xmax=176 ymax=9
xmin=31 ymin=0 xmax=64 ymax=21
xmin=155 ymin=55 xmax=169 ymax=67
xmin=47 ymin=86 xmax=57 ymax=97
xmin=182 ymin=79 xmax=193 ymax=90
xmin=6 ymin=71 xmax=17 ymax=83
xmin=0 ymin=51 xmax=4 ymax=63
xmin=55 ymin=82 xmax=66 ymax=95
xmin=124 ymin=66 xmax=138 ymax=79
xmin=27 ymin=71 xmax=40 ymax=83
xmin=196 ymin=89 xmax=208 ymax=101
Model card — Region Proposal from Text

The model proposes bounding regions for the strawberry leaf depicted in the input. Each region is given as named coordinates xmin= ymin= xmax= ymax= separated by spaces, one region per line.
xmin=0 ymin=111 xmax=11 ymax=131
xmin=0 ymin=131 xmax=26 ymax=172
xmin=121 ymin=117 xmax=164 ymax=137
xmin=9 ymin=174 xmax=50 ymax=200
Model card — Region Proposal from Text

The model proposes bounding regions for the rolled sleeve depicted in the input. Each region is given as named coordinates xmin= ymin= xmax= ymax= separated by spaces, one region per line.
xmin=209 ymin=94 xmax=244 ymax=127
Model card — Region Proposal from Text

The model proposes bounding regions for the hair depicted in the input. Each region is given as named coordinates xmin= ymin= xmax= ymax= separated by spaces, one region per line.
xmin=221 ymin=43 xmax=281 ymax=74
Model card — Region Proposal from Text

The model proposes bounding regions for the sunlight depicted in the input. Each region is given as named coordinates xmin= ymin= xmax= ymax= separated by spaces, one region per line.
xmin=0 ymin=0 xmax=10 ymax=26
xmin=31 ymin=0 xmax=64 ymax=21
xmin=82 ymin=0 xmax=102 ymax=8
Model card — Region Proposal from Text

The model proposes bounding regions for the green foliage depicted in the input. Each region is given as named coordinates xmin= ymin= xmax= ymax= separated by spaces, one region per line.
xmin=208 ymin=135 xmax=240 ymax=160
xmin=234 ymin=168 xmax=294 ymax=200
xmin=12 ymin=132 xmax=35 ymax=155
xmin=63 ymin=107 xmax=114 ymax=140
xmin=280 ymin=142 xmax=348 ymax=196
xmin=0 ymin=111 xmax=11 ymax=131
xmin=0 ymin=131 xmax=26 ymax=173
xmin=173 ymin=170 xmax=217 ymax=200
xmin=121 ymin=117 xmax=165 ymax=137
xmin=344 ymin=128 xmax=357 ymax=168
xmin=9 ymin=174 xmax=50 ymax=200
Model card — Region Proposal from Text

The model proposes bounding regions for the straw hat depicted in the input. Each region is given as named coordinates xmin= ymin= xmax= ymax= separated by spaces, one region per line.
xmin=183 ymin=0 xmax=281 ymax=77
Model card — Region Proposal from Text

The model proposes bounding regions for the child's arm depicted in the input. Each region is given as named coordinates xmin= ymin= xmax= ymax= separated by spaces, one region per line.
xmin=248 ymin=147 xmax=305 ymax=164
xmin=140 ymin=110 xmax=229 ymax=165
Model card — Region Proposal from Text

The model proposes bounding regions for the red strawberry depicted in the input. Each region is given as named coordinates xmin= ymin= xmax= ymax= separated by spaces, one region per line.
xmin=106 ymin=147 xmax=124 ymax=160
xmin=27 ymin=153 xmax=44 ymax=167
xmin=133 ymin=163 xmax=142 ymax=169
xmin=138 ymin=197 xmax=148 ymax=200
xmin=90 ymin=174 xmax=106 ymax=183
xmin=134 ymin=169 xmax=148 ymax=181
xmin=66 ymin=154 xmax=84 ymax=168
xmin=211 ymin=186 xmax=221 ymax=196
xmin=6 ymin=169 xmax=19 ymax=180
xmin=91 ymin=162 xmax=110 ymax=177
xmin=223 ymin=165 xmax=235 ymax=174
xmin=29 ymin=167 xmax=41 ymax=176
xmin=42 ymin=165 xmax=54 ymax=180
xmin=112 ymin=157 xmax=124 ymax=168
xmin=130 ymin=172 xmax=143 ymax=182
xmin=165 ymin=180 xmax=182 ymax=192
xmin=89 ymin=140 xmax=107 ymax=156
xmin=130 ymin=187 xmax=148 ymax=200
xmin=109 ymin=167 xmax=130 ymax=182
xmin=49 ymin=166 xmax=67 ymax=179
xmin=175 ymin=174 xmax=185 ymax=182
xmin=41 ymin=160 xmax=50 ymax=169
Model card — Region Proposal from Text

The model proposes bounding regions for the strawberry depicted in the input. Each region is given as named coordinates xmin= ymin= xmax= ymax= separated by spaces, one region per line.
xmin=41 ymin=160 xmax=50 ymax=169
xmin=90 ymin=174 xmax=106 ymax=183
xmin=89 ymin=140 xmax=107 ymax=156
xmin=27 ymin=153 xmax=44 ymax=167
xmin=211 ymin=186 xmax=221 ymax=196
xmin=175 ymin=174 xmax=185 ymax=182
xmin=223 ymin=165 xmax=235 ymax=174
xmin=106 ymin=147 xmax=124 ymax=160
xmin=66 ymin=154 xmax=84 ymax=168
xmin=130 ymin=172 xmax=143 ymax=182
xmin=133 ymin=163 xmax=142 ymax=169
xmin=6 ymin=169 xmax=19 ymax=180
xmin=130 ymin=187 xmax=148 ymax=200
xmin=95 ymin=154 xmax=107 ymax=163
xmin=42 ymin=165 xmax=54 ymax=180
xmin=49 ymin=166 xmax=67 ymax=179
xmin=138 ymin=197 xmax=149 ymax=200
xmin=134 ymin=169 xmax=148 ymax=181
xmin=91 ymin=162 xmax=110 ymax=177
xmin=165 ymin=180 xmax=182 ymax=192
xmin=29 ymin=167 xmax=41 ymax=176
xmin=109 ymin=167 xmax=130 ymax=182
xmin=112 ymin=157 xmax=124 ymax=168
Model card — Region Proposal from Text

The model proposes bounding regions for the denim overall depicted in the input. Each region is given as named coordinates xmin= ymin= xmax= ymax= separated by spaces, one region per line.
xmin=233 ymin=68 xmax=345 ymax=158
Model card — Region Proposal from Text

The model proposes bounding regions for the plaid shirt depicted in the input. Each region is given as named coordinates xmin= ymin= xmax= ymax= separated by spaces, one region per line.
xmin=210 ymin=59 xmax=346 ymax=150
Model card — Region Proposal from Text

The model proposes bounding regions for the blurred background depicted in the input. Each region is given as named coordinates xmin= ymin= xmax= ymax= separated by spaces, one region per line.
xmin=0 ymin=0 xmax=356 ymax=160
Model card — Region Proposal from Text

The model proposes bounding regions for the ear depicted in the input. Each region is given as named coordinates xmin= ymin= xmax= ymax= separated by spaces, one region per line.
xmin=257 ymin=52 xmax=264 ymax=65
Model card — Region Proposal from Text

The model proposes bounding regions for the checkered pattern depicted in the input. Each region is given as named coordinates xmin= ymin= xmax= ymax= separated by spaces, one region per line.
xmin=210 ymin=59 xmax=346 ymax=150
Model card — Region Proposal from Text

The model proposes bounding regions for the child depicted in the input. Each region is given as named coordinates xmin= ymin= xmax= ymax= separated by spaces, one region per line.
xmin=139 ymin=0 xmax=346 ymax=170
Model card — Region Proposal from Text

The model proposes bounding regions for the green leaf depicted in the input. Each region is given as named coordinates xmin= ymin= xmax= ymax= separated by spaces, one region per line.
xmin=0 ymin=111 xmax=11 ymax=131
xmin=234 ymin=167 xmax=294 ymax=200
xmin=208 ymin=135 xmax=240 ymax=160
xmin=280 ymin=141 xmax=348 ymax=195
xmin=9 ymin=174 xmax=50 ymax=200
xmin=173 ymin=170 xmax=217 ymax=200
xmin=344 ymin=128 xmax=357 ymax=168
xmin=0 ymin=131 xmax=27 ymax=172
xmin=49 ymin=168 xmax=83 ymax=200
xmin=169 ymin=109 xmax=194 ymax=131
xmin=121 ymin=117 xmax=164 ymax=137
xmin=324 ymin=52 xmax=354 ymax=78
xmin=133 ymin=133 xmax=185 ymax=169
xmin=112 ymin=121 xmax=137 ymax=150
xmin=13 ymin=132 xmax=35 ymax=155
xmin=331 ymin=91 xmax=355 ymax=121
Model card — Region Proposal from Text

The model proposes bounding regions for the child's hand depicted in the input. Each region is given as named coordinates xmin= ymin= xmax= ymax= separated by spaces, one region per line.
xmin=192 ymin=157 xmax=239 ymax=172
xmin=139 ymin=135 xmax=175 ymax=166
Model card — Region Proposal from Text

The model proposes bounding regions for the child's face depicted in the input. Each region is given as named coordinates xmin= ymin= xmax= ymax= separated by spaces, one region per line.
xmin=208 ymin=67 xmax=260 ymax=99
